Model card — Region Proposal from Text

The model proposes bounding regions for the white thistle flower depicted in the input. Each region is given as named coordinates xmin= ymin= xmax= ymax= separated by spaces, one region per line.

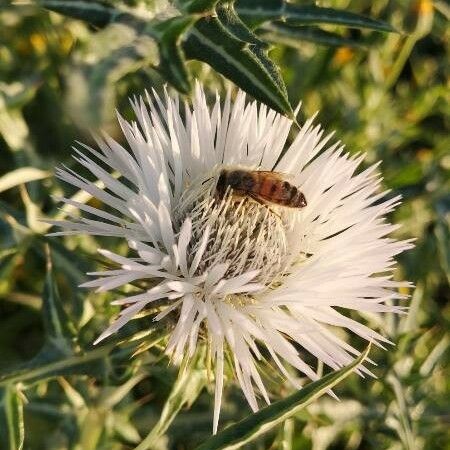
xmin=49 ymin=83 xmax=413 ymax=433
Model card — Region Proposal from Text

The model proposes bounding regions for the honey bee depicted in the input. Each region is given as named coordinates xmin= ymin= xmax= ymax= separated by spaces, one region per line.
xmin=216 ymin=168 xmax=307 ymax=208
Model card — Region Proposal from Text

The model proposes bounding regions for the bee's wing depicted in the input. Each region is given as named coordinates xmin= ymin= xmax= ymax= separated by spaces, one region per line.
xmin=255 ymin=171 xmax=292 ymax=181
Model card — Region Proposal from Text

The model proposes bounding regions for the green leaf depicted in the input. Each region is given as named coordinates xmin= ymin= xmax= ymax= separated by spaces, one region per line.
xmin=79 ymin=33 xmax=158 ymax=125
xmin=216 ymin=2 xmax=288 ymax=97
xmin=179 ymin=0 xmax=219 ymax=14
xmin=261 ymin=23 xmax=366 ymax=49
xmin=42 ymin=246 xmax=77 ymax=341
xmin=195 ymin=345 xmax=371 ymax=450
xmin=217 ymin=2 xmax=269 ymax=47
xmin=0 ymin=326 xmax=168 ymax=388
xmin=0 ymin=341 xmax=114 ymax=387
xmin=0 ymin=167 xmax=50 ymax=194
xmin=234 ymin=0 xmax=283 ymax=27
xmin=41 ymin=237 xmax=90 ymax=287
xmin=111 ymin=412 xmax=141 ymax=444
xmin=0 ymin=386 xmax=24 ymax=450
xmin=134 ymin=353 xmax=207 ymax=450
xmin=0 ymin=79 xmax=40 ymax=111
xmin=155 ymin=16 xmax=198 ymax=94
xmin=435 ymin=219 xmax=450 ymax=284
xmin=184 ymin=8 xmax=293 ymax=117
xmin=59 ymin=16 xmax=158 ymax=126
xmin=0 ymin=249 xmax=89 ymax=386
xmin=283 ymin=5 xmax=395 ymax=32
xmin=38 ymin=0 xmax=131 ymax=28
xmin=0 ymin=248 xmax=24 ymax=296
xmin=101 ymin=373 xmax=147 ymax=409
xmin=235 ymin=0 xmax=395 ymax=32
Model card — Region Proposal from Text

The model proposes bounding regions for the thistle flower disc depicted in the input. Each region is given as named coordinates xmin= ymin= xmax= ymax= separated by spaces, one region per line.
xmin=50 ymin=83 xmax=412 ymax=432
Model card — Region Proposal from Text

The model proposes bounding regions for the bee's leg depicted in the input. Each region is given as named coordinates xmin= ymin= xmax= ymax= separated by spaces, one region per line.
xmin=248 ymin=194 xmax=281 ymax=219
xmin=268 ymin=206 xmax=282 ymax=219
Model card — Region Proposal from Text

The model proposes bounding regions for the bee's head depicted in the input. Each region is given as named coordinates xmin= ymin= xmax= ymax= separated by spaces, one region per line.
xmin=216 ymin=169 xmax=227 ymax=196
xmin=298 ymin=192 xmax=307 ymax=208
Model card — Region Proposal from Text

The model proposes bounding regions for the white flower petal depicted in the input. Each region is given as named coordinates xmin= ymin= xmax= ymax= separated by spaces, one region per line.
xmin=212 ymin=337 xmax=224 ymax=434
xmin=212 ymin=270 xmax=260 ymax=295
xmin=189 ymin=225 xmax=210 ymax=277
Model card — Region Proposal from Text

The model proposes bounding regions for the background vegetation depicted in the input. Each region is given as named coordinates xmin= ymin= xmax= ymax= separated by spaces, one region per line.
xmin=0 ymin=0 xmax=448 ymax=449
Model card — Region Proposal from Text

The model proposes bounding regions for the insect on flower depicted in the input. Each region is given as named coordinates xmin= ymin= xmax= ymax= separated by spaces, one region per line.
xmin=216 ymin=169 xmax=307 ymax=208
xmin=49 ymin=82 xmax=413 ymax=434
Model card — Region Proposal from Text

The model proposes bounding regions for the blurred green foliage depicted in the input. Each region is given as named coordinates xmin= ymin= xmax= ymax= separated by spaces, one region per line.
xmin=0 ymin=0 xmax=449 ymax=449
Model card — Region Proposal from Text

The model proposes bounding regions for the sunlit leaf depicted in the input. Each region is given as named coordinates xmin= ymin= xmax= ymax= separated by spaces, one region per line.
xmin=216 ymin=2 xmax=286 ymax=96
xmin=41 ymin=237 xmax=90 ymax=287
xmin=184 ymin=8 xmax=293 ymax=117
xmin=42 ymin=247 xmax=77 ymax=340
xmin=235 ymin=0 xmax=395 ymax=32
xmin=0 ymin=168 xmax=50 ymax=194
xmin=38 ymin=0 xmax=132 ymax=28
xmin=0 ymin=341 xmax=112 ymax=387
xmin=195 ymin=346 xmax=371 ymax=450
xmin=261 ymin=23 xmax=366 ymax=48
xmin=0 ymin=80 xmax=40 ymax=110
xmin=134 ymin=352 xmax=207 ymax=450
xmin=155 ymin=16 xmax=197 ymax=93
xmin=0 ymin=249 xmax=22 ymax=296
xmin=282 ymin=4 xmax=395 ymax=32
xmin=0 ymin=386 xmax=24 ymax=450
xmin=112 ymin=412 xmax=142 ymax=444
xmin=81 ymin=34 xmax=158 ymax=125
xmin=179 ymin=0 xmax=219 ymax=14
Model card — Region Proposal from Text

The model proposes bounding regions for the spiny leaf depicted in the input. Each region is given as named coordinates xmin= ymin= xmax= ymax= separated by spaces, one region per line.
xmin=41 ymin=237 xmax=90 ymax=287
xmin=195 ymin=345 xmax=371 ymax=450
xmin=216 ymin=1 xmax=268 ymax=47
xmin=0 ymin=248 xmax=25 ymax=296
xmin=38 ymin=2 xmax=189 ymax=109
xmin=155 ymin=16 xmax=198 ymax=94
xmin=0 ymin=386 xmax=24 ymax=450
xmin=38 ymin=0 xmax=130 ymax=28
xmin=234 ymin=0 xmax=283 ymax=26
xmin=235 ymin=0 xmax=395 ymax=32
xmin=43 ymin=246 xmax=77 ymax=341
xmin=184 ymin=10 xmax=293 ymax=117
xmin=134 ymin=352 xmax=207 ymax=450
xmin=216 ymin=2 xmax=286 ymax=97
xmin=261 ymin=23 xmax=366 ymax=49
xmin=0 ymin=249 xmax=87 ymax=386
xmin=283 ymin=4 xmax=395 ymax=32
xmin=0 ymin=341 xmax=114 ymax=387
xmin=0 ymin=326 xmax=168 ymax=388
xmin=179 ymin=0 xmax=219 ymax=14
xmin=111 ymin=412 xmax=141 ymax=444
xmin=79 ymin=34 xmax=158 ymax=125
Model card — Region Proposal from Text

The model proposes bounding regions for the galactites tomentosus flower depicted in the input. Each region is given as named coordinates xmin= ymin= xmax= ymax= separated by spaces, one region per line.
xmin=49 ymin=83 xmax=413 ymax=433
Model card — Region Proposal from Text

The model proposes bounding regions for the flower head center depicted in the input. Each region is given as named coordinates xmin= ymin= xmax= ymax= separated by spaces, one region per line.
xmin=175 ymin=167 xmax=296 ymax=287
